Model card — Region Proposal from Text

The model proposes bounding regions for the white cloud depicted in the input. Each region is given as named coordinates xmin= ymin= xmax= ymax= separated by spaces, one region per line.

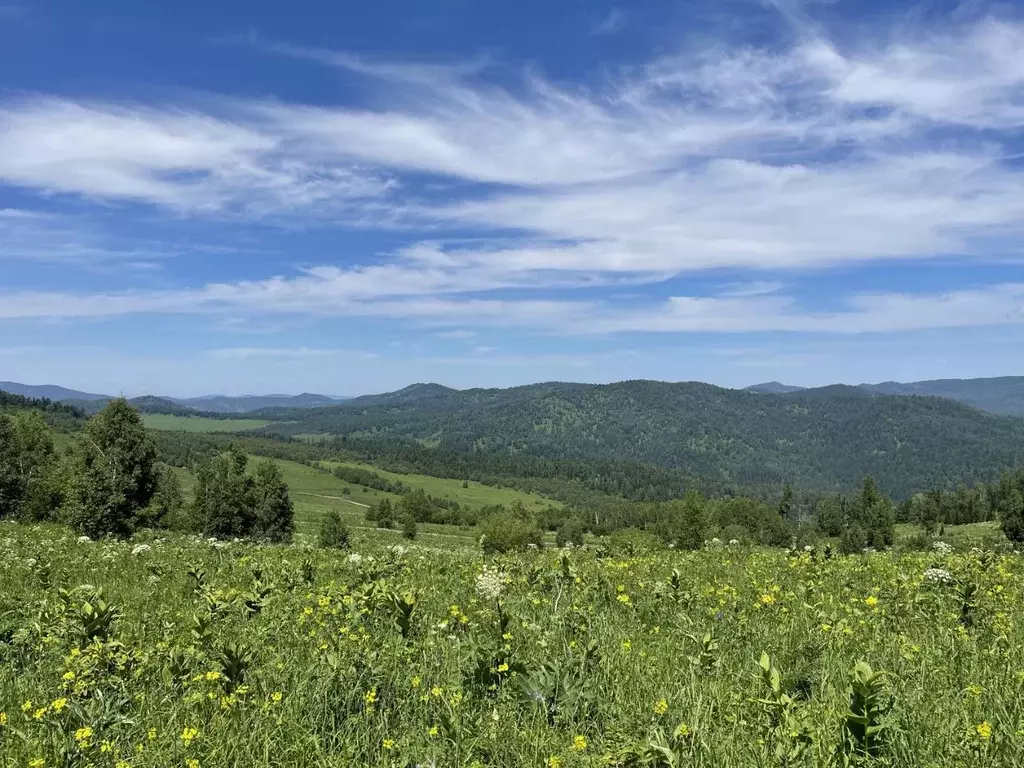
xmin=3 ymin=15 xmax=1024 ymax=340
xmin=0 ymin=99 xmax=391 ymax=214
xmin=207 ymin=347 xmax=378 ymax=359
xmin=592 ymin=8 xmax=626 ymax=36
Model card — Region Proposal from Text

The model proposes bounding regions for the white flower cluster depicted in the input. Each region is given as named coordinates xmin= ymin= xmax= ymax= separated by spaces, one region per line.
xmin=728 ymin=539 xmax=740 ymax=546
xmin=77 ymin=535 xmax=91 ymax=544
xmin=346 ymin=553 xmax=364 ymax=565
xmin=475 ymin=566 xmax=505 ymax=601
xmin=131 ymin=544 xmax=152 ymax=556
xmin=932 ymin=541 xmax=953 ymax=555
xmin=924 ymin=567 xmax=954 ymax=585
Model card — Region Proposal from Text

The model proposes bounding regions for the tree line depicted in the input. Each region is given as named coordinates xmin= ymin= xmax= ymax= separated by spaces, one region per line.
xmin=0 ymin=399 xmax=294 ymax=542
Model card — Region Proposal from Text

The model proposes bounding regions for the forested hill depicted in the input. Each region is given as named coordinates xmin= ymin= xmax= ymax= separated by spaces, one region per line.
xmin=257 ymin=380 xmax=1024 ymax=496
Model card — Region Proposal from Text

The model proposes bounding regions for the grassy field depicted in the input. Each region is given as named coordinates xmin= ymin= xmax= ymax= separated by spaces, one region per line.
xmin=142 ymin=414 xmax=267 ymax=432
xmin=2 ymin=524 xmax=1022 ymax=767
xmin=173 ymin=457 xmax=487 ymax=543
xmin=322 ymin=460 xmax=560 ymax=511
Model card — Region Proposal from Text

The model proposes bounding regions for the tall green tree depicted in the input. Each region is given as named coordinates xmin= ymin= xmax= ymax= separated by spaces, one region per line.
xmin=148 ymin=465 xmax=185 ymax=529
xmin=191 ymin=444 xmax=255 ymax=538
xmin=13 ymin=411 xmax=63 ymax=521
xmin=815 ymin=496 xmax=846 ymax=537
xmin=778 ymin=483 xmax=795 ymax=524
xmin=0 ymin=414 xmax=25 ymax=519
xmin=850 ymin=476 xmax=895 ymax=549
xmin=62 ymin=399 xmax=158 ymax=538
xmin=999 ymin=483 xmax=1024 ymax=543
xmin=252 ymin=459 xmax=294 ymax=543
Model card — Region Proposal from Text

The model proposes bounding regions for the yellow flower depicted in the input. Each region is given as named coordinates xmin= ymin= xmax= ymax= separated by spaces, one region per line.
xmin=430 ymin=686 xmax=444 ymax=698
xmin=271 ymin=692 xmax=283 ymax=703
xmin=864 ymin=596 xmax=879 ymax=608
xmin=180 ymin=727 xmax=200 ymax=746
xmin=204 ymin=670 xmax=221 ymax=681
xmin=147 ymin=728 xmax=157 ymax=741
xmin=100 ymin=740 xmax=114 ymax=753
xmin=0 ymin=712 xmax=6 ymax=726
xmin=428 ymin=725 xmax=439 ymax=738
xmin=32 ymin=707 xmax=47 ymax=720
xmin=364 ymin=688 xmax=377 ymax=706
xmin=547 ymin=757 xmax=564 ymax=768
xmin=50 ymin=698 xmax=67 ymax=713
xmin=21 ymin=700 xmax=33 ymax=713
xmin=186 ymin=760 xmax=201 ymax=768
xmin=976 ymin=721 xmax=992 ymax=740
xmin=75 ymin=726 xmax=93 ymax=743
xmin=759 ymin=594 xmax=777 ymax=605
xmin=382 ymin=739 xmax=395 ymax=750
xmin=966 ymin=684 xmax=983 ymax=698
xmin=572 ymin=735 xmax=588 ymax=752
xmin=653 ymin=698 xmax=669 ymax=716
xmin=411 ymin=675 xmax=421 ymax=688
xmin=28 ymin=759 xmax=45 ymax=768
xmin=496 ymin=663 xmax=509 ymax=673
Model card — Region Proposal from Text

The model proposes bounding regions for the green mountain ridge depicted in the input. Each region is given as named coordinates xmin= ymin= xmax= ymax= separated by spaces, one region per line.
xmin=257 ymin=379 xmax=1024 ymax=497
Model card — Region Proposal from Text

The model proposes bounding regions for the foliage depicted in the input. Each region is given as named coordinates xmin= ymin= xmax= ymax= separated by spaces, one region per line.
xmin=555 ymin=518 xmax=586 ymax=548
xmin=256 ymin=379 xmax=1024 ymax=498
xmin=61 ymin=398 xmax=159 ymax=538
xmin=317 ymin=510 xmax=351 ymax=549
xmin=480 ymin=505 xmax=543 ymax=554
xmin=0 ymin=525 xmax=1020 ymax=767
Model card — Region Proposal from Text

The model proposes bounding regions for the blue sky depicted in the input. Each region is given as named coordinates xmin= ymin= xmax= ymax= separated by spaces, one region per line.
xmin=2 ymin=0 xmax=1024 ymax=397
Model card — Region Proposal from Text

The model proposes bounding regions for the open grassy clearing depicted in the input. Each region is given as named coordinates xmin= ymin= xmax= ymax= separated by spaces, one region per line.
xmin=142 ymin=414 xmax=268 ymax=432
xmin=170 ymin=456 xmax=481 ymax=543
xmin=321 ymin=459 xmax=560 ymax=511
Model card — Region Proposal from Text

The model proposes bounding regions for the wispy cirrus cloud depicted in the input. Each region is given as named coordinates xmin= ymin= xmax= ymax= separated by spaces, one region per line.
xmin=3 ymin=13 xmax=1024 ymax=339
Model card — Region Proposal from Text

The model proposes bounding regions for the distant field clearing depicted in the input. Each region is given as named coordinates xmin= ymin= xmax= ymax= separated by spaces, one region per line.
xmin=142 ymin=414 xmax=267 ymax=432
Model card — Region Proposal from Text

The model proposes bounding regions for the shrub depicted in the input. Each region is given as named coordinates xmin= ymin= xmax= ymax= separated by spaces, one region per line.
xmin=400 ymin=512 xmax=418 ymax=540
xmin=318 ymin=510 xmax=351 ymax=549
xmin=607 ymin=527 xmax=661 ymax=555
xmin=555 ymin=518 xmax=586 ymax=547
xmin=839 ymin=524 xmax=868 ymax=555
xmin=480 ymin=511 xmax=543 ymax=554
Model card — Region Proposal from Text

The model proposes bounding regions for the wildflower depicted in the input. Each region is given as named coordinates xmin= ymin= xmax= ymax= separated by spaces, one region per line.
xmin=976 ymin=721 xmax=992 ymax=740
xmin=383 ymin=739 xmax=395 ymax=750
xmin=864 ymin=595 xmax=879 ymax=608
xmin=147 ymin=728 xmax=157 ymax=741
xmin=0 ymin=712 xmax=6 ymax=726
xmin=932 ymin=541 xmax=953 ymax=555
xmin=364 ymin=688 xmax=377 ymax=706
xmin=271 ymin=692 xmax=283 ymax=703
xmin=346 ymin=553 xmax=363 ymax=565
xmin=186 ymin=760 xmax=201 ymax=768
xmin=547 ymin=757 xmax=563 ymax=768
xmin=411 ymin=675 xmax=421 ymax=688
xmin=475 ymin=566 xmax=505 ymax=601
xmin=572 ymin=735 xmax=588 ymax=752
xmin=428 ymin=725 xmax=439 ymax=737
xmin=729 ymin=539 xmax=740 ymax=545
xmin=966 ymin=684 xmax=983 ymax=698
xmin=924 ymin=567 xmax=954 ymax=585
xmin=496 ymin=662 xmax=509 ymax=673
xmin=653 ymin=698 xmax=669 ymax=716
xmin=21 ymin=700 xmax=32 ymax=713
xmin=431 ymin=686 xmax=444 ymax=698
xmin=759 ymin=593 xmax=777 ymax=605
xmin=131 ymin=544 xmax=151 ymax=555
xmin=77 ymin=536 xmax=91 ymax=543
xmin=50 ymin=698 xmax=67 ymax=713
xmin=29 ymin=760 xmax=45 ymax=768
xmin=180 ymin=727 xmax=200 ymax=746
xmin=75 ymin=726 xmax=93 ymax=747
xmin=32 ymin=707 xmax=47 ymax=720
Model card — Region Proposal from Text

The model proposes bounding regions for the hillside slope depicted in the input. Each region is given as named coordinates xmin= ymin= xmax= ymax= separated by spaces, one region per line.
xmin=258 ymin=380 xmax=1024 ymax=496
